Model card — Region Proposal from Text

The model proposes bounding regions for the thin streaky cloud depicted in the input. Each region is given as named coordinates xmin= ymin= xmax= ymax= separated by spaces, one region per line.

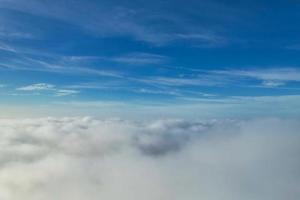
xmin=0 ymin=43 xmax=16 ymax=52
xmin=55 ymin=89 xmax=80 ymax=97
xmin=286 ymin=44 xmax=300 ymax=50
xmin=135 ymin=75 xmax=229 ymax=87
xmin=112 ymin=53 xmax=168 ymax=65
xmin=213 ymin=68 xmax=300 ymax=82
xmin=17 ymin=83 xmax=55 ymax=91
xmin=16 ymin=83 xmax=79 ymax=97
xmin=261 ymin=80 xmax=286 ymax=88
xmin=0 ymin=0 xmax=228 ymax=45
xmin=1 ymin=56 xmax=124 ymax=78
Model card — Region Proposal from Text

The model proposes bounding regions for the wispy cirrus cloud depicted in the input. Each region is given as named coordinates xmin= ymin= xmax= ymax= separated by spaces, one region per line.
xmin=0 ymin=54 xmax=123 ymax=78
xmin=286 ymin=44 xmax=300 ymax=50
xmin=211 ymin=68 xmax=300 ymax=87
xmin=0 ymin=42 xmax=16 ymax=52
xmin=55 ymin=89 xmax=80 ymax=97
xmin=0 ymin=0 xmax=229 ymax=46
xmin=112 ymin=53 xmax=168 ymax=65
xmin=261 ymin=80 xmax=286 ymax=88
xmin=144 ymin=77 xmax=213 ymax=86
xmin=0 ymin=28 xmax=34 ymax=39
xmin=62 ymin=53 xmax=168 ymax=66
xmin=16 ymin=83 xmax=79 ymax=97
xmin=136 ymin=74 xmax=230 ymax=87
xmin=17 ymin=83 xmax=55 ymax=91
xmin=228 ymin=68 xmax=300 ymax=81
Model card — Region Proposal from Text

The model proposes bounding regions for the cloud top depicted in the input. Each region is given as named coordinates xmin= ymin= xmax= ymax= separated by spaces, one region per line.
xmin=0 ymin=117 xmax=299 ymax=200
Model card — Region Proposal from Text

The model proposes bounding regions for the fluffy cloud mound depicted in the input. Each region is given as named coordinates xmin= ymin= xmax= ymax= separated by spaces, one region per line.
xmin=0 ymin=117 xmax=299 ymax=200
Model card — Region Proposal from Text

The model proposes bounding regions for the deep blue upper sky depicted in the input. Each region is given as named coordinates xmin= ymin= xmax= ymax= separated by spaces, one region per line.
xmin=0 ymin=0 xmax=300 ymax=118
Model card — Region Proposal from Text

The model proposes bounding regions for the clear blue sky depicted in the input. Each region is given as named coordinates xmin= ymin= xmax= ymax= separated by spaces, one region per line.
xmin=0 ymin=0 xmax=300 ymax=118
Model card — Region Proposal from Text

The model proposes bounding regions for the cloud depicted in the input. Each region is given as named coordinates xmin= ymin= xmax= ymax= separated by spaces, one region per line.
xmin=16 ymin=83 xmax=79 ymax=97
xmin=262 ymin=80 xmax=286 ymax=87
xmin=0 ymin=27 xmax=33 ymax=39
xmin=286 ymin=44 xmax=300 ymax=50
xmin=0 ymin=117 xmax=299 ymax=200
xmin=112 ymin=53 xmax=168 ymax=65
xmin=0 ymin=43 xmax=16 ymax=52
xmin=175 ymin=32 xmax=226 ymax=47
xmin=232 ymin=68 xmax=300 ymax=81
xmin=55 ymin=89 xmax=80 ymax=97
xmin=17 ymin=83 xmax=55 ymax=91
xmin=139 ymin=75 xmax=226 ymax=86
xmin=0 ymin=0 xmax=228 ymax=45
xmin=1 ymin=55 xmax=123 ymax=78
xmin=213 ymin=68 xmax=300 ymax=87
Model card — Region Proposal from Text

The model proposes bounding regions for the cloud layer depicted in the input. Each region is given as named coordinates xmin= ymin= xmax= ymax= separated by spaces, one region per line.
xmin=0 ymin=117 xmax=299 ymax=200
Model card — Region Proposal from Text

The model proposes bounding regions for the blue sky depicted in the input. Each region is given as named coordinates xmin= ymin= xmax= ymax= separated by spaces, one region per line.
xmin=1 ymin=0 xmax=300 ymax=118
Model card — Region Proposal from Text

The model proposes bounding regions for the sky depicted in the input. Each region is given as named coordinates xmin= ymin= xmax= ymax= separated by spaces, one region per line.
xmin=1 ymin=0 xmax=300 ymax=118
xmin=1 ymin=1 xmax=300 ymax=199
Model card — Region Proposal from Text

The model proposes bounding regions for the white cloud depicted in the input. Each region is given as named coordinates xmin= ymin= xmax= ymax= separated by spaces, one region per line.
xmin=0 ymin=117 xmax=299 ymax=200
xmin=16 ymin=83 xmax=79 ymax=97
xmin=55 ymin=89 xmax=80 ymax=97
xmin=17 ymin=83 xmax=55 ymax=91
xmin=262 ymin=80 xmax=286 ymax=87
xmin=236 ymin=68 xmax=300 ymax=81
xmin=204 ymin=68 xmax=300 ymax=88
xmin=214 ymin=68 xmax=300 ymax=84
